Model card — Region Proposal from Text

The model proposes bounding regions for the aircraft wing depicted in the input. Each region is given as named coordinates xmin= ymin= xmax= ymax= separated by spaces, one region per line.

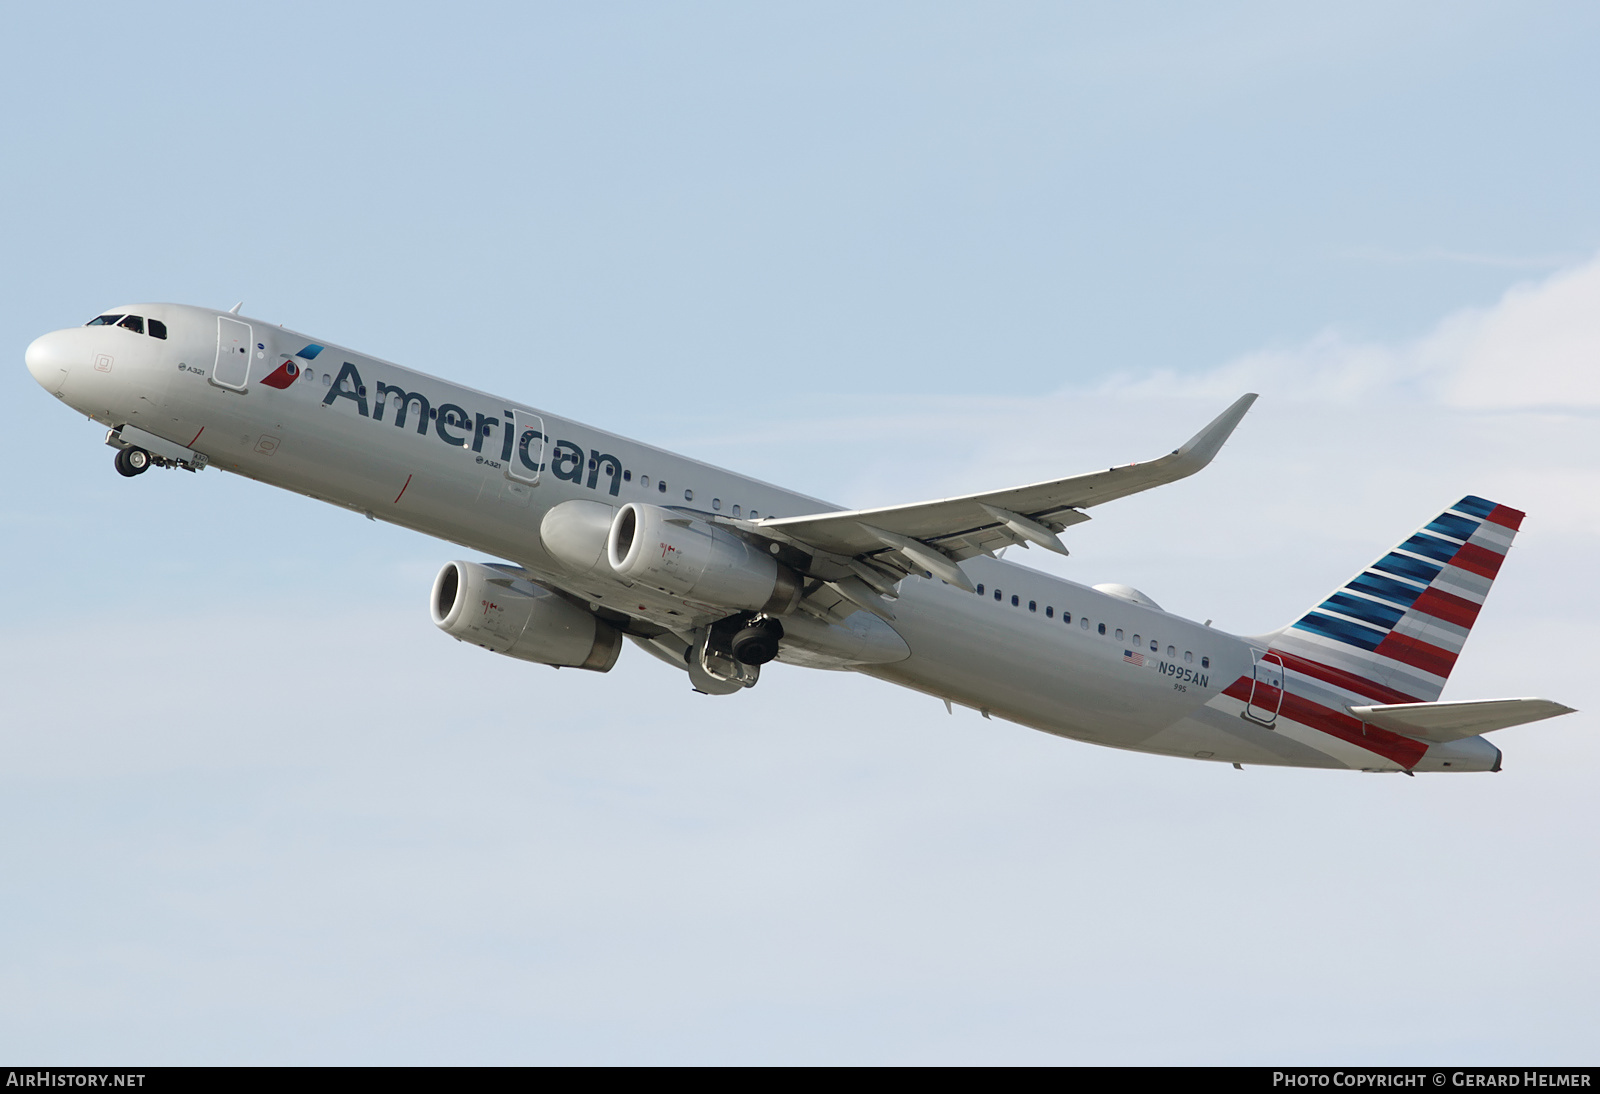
xmin=752 ymin=394 xmax=1257 ymax=591
xmin=1348 ymin=698 xmax=1577 ymax=743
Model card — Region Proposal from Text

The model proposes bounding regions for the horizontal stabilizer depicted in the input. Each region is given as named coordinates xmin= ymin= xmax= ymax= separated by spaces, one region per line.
xmin=1348 ymin=698 xmax=1576 ymax=743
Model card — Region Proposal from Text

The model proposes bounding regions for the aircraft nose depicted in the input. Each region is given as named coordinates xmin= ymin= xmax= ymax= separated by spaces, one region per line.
xmin=25 ymin=331 xmax=72 ymax=391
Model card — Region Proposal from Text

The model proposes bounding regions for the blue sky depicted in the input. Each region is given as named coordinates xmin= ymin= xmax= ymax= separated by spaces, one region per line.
xmin=3 ymin=2 xmax=1598 ymax=1063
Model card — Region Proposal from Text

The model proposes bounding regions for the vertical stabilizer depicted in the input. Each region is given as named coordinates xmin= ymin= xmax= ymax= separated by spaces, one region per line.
xmin=1271 ymin=496 xmax=1523 ymax=704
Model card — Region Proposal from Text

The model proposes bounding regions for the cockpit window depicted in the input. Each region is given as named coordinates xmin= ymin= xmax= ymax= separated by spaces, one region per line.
xmin=86 ymin=313 xmax=166 ymax=338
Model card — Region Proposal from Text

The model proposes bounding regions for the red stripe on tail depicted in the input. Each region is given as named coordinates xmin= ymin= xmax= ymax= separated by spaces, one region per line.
xmin=1221 ymin=676 xmax=1428 ymax=769
xmin=1267 ymin=649 xmax=1421 ymax=706
xmin=1409 ymin=586 xmax=1482 ymax=630
xmin=1277 ymin=690 xmax=1429 ymax=769
xmin=1451 ymin=542 xmax=1506 ymax=580
xmin=1374 ymin=631 xmax=1458 ymax=677
xmin=1487 ymin=504 xmax=1525 ymax=531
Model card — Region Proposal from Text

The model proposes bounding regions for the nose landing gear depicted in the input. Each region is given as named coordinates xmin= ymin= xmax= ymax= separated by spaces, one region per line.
xmin=114 ymin=447 xmax=150 ymax=477
xmin=105 ymin=426 xmax=207 ymax=476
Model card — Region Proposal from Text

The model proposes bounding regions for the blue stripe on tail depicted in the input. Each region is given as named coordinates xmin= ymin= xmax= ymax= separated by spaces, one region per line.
xmin=1291 ymin=611 xmax=1386 ymax=651
xmin=1322 ymin=592 xmax=1405 ymax=630
xmin=1372 ymin=552 xmax=1442 ymax=586
xmin=1346 ymin=571 xmax=1424 ymax=607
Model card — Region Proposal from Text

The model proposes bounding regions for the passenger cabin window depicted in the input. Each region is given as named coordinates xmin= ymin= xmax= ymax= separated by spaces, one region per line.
xmin=1028 ymin=600 xmax=1036 ymax=612
xmin=684 ymin=489 xmax=694 ymax=502
xmin=1097 ymin=623 xmax=1106 ymax=635
xmin=640 ymin=475 xmax=650 ymax=488
xmin=1184 ymin=651 xmax=1193 ymax=663
xmin=1167 ymin=645 xmax=1175 ymax=657
xmin=1132 ymin=634 xmax=1141 ymax=646
xmin=148 ymin=319 xmax=167 ymax=339
xmin=1063 ymin=611 xmax=1072 ymax=624
xmin=1115 ymin=628 xmax=1124 ymax=641
xmin=658 ymin=481 xmax=667 ymax=493
xmin=1080 ymin=617 xmax=1088 ymax=629
xmin=1010 ymin=595 xmax=1019 ymax=607
xmin=976 ymin=584 xmax=984 ymax=595
xmin=1201 ymin=657 xmax=1210 ymax=669
xmin=1149 ymin=640 xmax=1157 ymax=653
xmin=993 ymin=589 xmax=1002 ymax=601
xmin=1045 ymin=606 xmax=1053 ymax=618
xmin=117 ymin=315 xmax=144 ymax=334
xmin=712 ymin=498 xmax=721 ymax=511
xmin=732 ymin=504 xmax=741 ymax=517
xmin=86 ymin=314 xmax=125 ymax=326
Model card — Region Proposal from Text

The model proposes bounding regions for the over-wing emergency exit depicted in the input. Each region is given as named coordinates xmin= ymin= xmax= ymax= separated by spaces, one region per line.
xmin=24 ymin=303 xmax=1576 ymax=772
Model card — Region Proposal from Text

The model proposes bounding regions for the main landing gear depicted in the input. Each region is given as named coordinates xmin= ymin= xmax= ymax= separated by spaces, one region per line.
xmin=683 ymin=614 xmax=786 ymax=695
xmin=730 ymin=617 xmax=783 ymax=666
xmin=114 ymin=446 xmax=150 ymax=477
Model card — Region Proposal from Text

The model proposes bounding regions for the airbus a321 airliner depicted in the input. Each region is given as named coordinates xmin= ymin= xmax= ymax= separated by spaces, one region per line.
xmin=25 ymin=303 xmax=1575 ymax=773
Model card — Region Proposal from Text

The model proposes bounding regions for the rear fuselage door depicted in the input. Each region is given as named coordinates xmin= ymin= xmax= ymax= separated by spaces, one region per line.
xmin=212 ymin=316 xmax=253 ymax=390
xmin=1245 ymin=650 xmax=1285 ymax=726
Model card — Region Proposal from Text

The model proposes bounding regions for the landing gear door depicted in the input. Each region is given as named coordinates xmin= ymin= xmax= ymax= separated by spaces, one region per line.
xmin=212 ymin=316 xmax=252 ymax=391
xmin=1245 ymin=649 xmax=1285 ymax=726
xmin=504 ymin=409 xmax=545 ymax=485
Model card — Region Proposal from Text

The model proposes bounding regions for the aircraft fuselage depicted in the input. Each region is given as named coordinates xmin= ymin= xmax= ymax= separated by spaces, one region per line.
xmin=24 ymin=303 xmax=1514 ymax=773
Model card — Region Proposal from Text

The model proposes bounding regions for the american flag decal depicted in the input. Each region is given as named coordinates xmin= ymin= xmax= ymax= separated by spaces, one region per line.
xmin=1123 ymin=650 xmax=1145 ymax=667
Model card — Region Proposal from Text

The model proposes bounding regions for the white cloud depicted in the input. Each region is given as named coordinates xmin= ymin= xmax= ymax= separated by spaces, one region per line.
xmin=1092 ymin=252 xmax=1600 ymax=411
xmin=1446 ymin=258 xmax=1600 ymax=409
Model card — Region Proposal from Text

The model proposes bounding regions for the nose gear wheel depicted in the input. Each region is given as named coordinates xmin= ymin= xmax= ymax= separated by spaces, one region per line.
xmin=114 ymin=447 xmax=150 ymax=477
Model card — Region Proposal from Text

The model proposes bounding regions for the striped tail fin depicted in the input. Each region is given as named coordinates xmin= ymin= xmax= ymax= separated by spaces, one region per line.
xmin=1271 ymin=496 xmax=1524 ymax=705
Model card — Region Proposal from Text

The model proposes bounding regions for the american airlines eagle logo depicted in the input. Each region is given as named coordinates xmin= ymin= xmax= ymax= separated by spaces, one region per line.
xmin=258 ymin=343 xmax=325 ymax=390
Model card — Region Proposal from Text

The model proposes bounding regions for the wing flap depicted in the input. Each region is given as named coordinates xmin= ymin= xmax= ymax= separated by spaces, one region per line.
xmin=1348 ymin=698 xmax=1577 ymax=743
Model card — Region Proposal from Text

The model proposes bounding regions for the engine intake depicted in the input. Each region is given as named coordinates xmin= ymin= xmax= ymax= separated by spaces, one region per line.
xmin=430 ymin=561 xmax=621 ymax=671
xmin=607 ymin=503 xmax=801 ymax=614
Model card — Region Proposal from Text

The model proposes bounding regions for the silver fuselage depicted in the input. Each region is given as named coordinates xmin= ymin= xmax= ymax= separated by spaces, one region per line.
xmin=25 ymin=303 xmax=1502 ymax=772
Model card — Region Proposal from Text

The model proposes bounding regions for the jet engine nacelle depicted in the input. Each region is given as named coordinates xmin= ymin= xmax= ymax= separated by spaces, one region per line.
xmin=430 ymin=561 xmax=622 ymax=671
xmin=540 ymin=499 xmax=619 ymax=581
xmin=607 ymin=502 xmax=801 ymax=614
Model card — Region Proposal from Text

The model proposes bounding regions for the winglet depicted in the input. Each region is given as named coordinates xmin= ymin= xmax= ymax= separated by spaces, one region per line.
xmin=1174 ymin=393 xmax=1257 ymax=468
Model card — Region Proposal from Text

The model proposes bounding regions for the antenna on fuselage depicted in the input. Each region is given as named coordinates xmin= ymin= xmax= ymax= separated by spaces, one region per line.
xmin=228 ymin=301 xmax=244 ymax=314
